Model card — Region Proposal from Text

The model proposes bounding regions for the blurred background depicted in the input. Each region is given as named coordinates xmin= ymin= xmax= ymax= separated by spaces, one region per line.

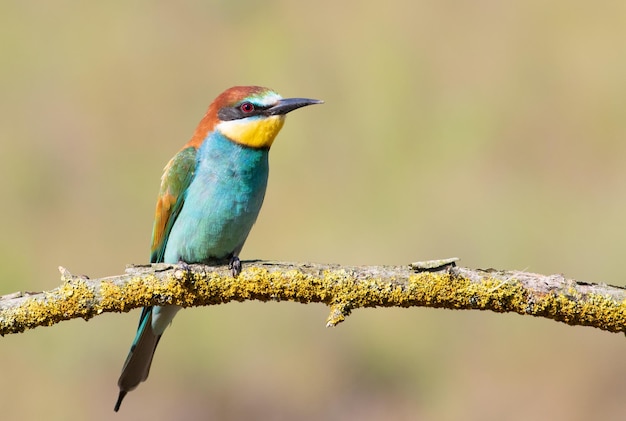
xmin=2 ymin=1 xmax=626 ymax=420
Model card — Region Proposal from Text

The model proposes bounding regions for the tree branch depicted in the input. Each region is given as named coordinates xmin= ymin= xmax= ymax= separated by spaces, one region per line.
xmin=1 ymin=260 xmax=625 ymax=336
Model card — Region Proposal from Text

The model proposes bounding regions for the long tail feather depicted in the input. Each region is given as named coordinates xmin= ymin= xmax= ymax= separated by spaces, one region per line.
xmin=114 ymin=307 xmax=161 ymax=412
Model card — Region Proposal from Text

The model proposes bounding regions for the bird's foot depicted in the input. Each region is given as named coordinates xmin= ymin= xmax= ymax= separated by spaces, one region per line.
xmin=177 ymin=260 xmax=191 ymax=272
xmin=176 ymin=260 xmax=193 ymax=284
xmin=229 ymin=256 xmax=242 ymax=277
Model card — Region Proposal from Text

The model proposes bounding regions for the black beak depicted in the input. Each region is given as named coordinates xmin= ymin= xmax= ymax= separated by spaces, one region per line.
xmin=266 ymin=97 xmax=323 ymax=116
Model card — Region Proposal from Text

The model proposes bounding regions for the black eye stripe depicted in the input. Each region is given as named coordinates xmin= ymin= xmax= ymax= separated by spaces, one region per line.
xmin=217 ymin=107 xmax=241 ymax=121
xmin=218 ymin=103 xmax=272 ymax=121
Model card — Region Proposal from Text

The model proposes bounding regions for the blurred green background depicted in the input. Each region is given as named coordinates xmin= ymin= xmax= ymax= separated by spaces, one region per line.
xmin=2 ymin=1 xmax=626 ymax=420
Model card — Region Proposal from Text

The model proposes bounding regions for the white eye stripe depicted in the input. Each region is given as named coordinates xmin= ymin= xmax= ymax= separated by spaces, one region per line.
xmin=248 ymin=92 xmax=282 ymax=107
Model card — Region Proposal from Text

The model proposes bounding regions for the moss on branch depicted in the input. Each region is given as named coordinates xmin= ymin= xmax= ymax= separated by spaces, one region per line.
xmin=1 ymin=261 xmax=625 ymax=336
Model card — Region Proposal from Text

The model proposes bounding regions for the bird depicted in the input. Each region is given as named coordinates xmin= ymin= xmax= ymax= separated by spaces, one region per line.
xmin=114 ymin=86 xmax=322 ymax=411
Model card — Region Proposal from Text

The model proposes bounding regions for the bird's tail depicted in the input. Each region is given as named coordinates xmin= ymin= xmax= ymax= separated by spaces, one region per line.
xmin=114 ymin=307 xmax=161 ymax=412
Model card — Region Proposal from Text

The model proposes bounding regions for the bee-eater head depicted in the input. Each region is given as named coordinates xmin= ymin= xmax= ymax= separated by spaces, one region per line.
xmin=189 ymin=86 xmax=322 ymax=150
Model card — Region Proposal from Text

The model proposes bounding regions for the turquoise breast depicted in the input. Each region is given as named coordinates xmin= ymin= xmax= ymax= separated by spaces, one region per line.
xmin=163 ymin=132 xmax=269 ymax=264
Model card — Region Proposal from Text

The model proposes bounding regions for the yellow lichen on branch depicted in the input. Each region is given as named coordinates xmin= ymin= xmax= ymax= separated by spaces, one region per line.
xmin=1 ymin=261 xmax=626 ymax=336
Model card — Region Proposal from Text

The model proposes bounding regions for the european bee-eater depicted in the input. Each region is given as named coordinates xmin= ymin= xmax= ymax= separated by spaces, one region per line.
xmin=114 ymin=86 xmax=322 ymax=411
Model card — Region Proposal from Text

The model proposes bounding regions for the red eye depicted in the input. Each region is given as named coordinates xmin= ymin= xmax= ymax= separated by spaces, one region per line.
xmin=240 ymin=102 xmax=255 ymax=113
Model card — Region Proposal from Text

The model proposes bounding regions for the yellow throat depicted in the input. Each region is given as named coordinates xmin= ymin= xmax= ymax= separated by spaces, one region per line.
xmin=216 ymin=115 xmax=286 ymax=149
